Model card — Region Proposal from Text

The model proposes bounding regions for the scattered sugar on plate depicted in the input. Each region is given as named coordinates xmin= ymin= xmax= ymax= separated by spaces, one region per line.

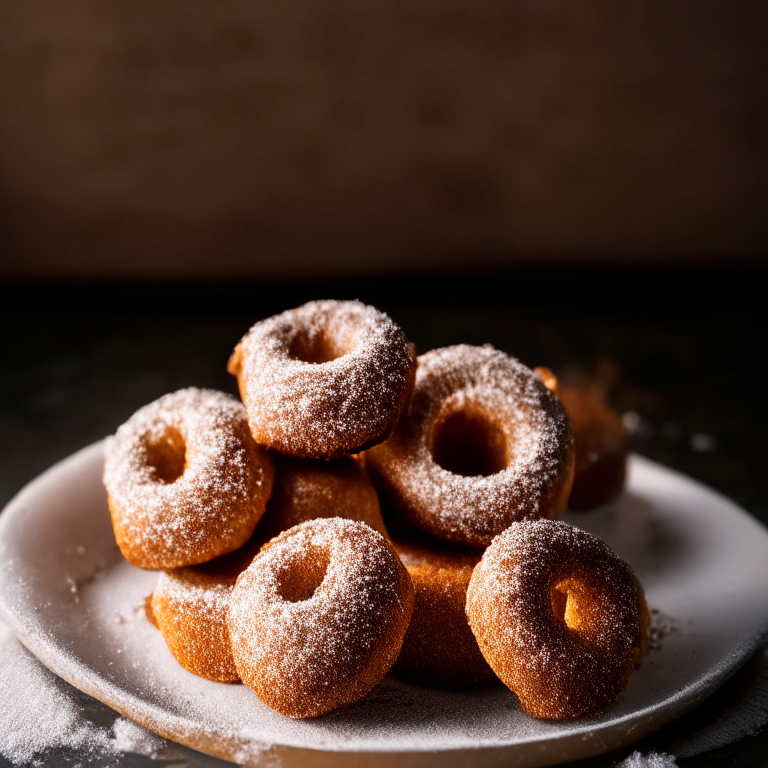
xmin=617 ymin=751 xmax=678 ymax=768
xmin=0 ymin=617 xmax=233 ymax=767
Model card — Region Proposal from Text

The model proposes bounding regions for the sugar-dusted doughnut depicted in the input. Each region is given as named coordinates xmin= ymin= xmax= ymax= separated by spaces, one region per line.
xmin=365 ymin=345 xmax=575 ymax=548
xmin=227 ymin=518 xmax=414 ymax=718
xmin=228 ymin=300 xmax=416 ymax=460
xmin=391 ymin=537 xmax=496 ymax=686
xmin=151 ymin=540 xmax=259 ymax=682
xmin=104 ymin=387 xmax=274 ymax=569
xmin=466 ymin=519 xmax=650 ymax=720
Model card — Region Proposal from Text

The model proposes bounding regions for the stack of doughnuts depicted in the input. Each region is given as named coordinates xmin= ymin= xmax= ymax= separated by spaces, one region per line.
xmin=104 ymin=298 xmax=648 ymax=721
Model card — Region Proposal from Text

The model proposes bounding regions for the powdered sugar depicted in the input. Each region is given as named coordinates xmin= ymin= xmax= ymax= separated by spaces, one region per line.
xmin=0 ymin=617 xmax=228 ymax=766
xmin=0 ymin=619 xmax=112 ymax=763
xmin=110 ymin=716 xmax=168 ymax=757
xmin=648 ymin=608 xmax=679 ymax=654
xmin=157 ymin=573 xmax=235 ymax=619
xmin=618 ymin=751 xmax=678 ymax=767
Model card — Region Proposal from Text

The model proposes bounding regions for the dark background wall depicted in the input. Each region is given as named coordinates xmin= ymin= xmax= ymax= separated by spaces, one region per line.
xmin=1 ymin=1 xmax=766 ymax=279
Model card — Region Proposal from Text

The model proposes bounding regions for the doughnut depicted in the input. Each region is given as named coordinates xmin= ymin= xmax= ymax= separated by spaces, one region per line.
xmin=104 ymin=387 xmax=274 ymax=570
xmin=255 ymin=453 xmax=388 ymax=544
xmin=228 ymin=300 xmax=417 ymax=460
xmin=227 ymin=518 xmax=414 ymax=718
xmin=150 ymin=453 xmax=387 ymax=682
xmin=151 ymin=540 xmax=259 ymax=682
xmin=365 ymin=345 xmax=575 ymax=548
xmin=466 ymin=519 xmax=650 ymax=720
xmin=536 ymin=368 xmax=629 ymax=511
xmin=391 ymin=537 xmax=496 ymax=686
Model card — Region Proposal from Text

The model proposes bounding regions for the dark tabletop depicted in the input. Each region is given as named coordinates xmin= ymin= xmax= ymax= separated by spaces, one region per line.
xmin=1 ymin=267 xmax=766 ymax=767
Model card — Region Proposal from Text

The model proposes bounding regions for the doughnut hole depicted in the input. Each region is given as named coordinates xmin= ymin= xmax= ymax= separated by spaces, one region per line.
xmin=287 ymin=325 xmax=358 ymax=364
xmin=275 ymin=545 xmax=331 ymax=603
xmin=143 ymin=427 xmax=186 ymax=484
xmin=550 ymin=578 xmax=589 ymax=631
xmin=431 ymin=408 xmax=508 ymax=477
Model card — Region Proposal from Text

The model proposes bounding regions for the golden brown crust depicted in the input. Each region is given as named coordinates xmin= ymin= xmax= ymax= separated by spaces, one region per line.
xmin=152 ymin=565 xmax=244 ymax=683
xmin=150 ymin=531 xmax=263 ymax=683
xmin=229 ymin=300 xmax=417 ymax=460
xmin=391 ymin=539 xmax=497 ymax=686
xmin=466 ymin=520 xmax=649 ymax=720
xmin=227 ymin=518 xmax=414 ymax=718
xmin=103 ymin=388 xmax=274 ymax=569
xmin=255 ymin=453 xmax=388 ymax=544
xmin=366 ymin=345 xmax=575 ymax=548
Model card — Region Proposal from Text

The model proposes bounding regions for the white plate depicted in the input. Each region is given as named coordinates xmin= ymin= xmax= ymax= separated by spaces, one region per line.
xmin=1 ymin=443 xmax=768 ymax=768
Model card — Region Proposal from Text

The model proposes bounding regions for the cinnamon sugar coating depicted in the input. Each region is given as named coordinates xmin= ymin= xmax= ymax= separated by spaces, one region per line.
xmin=466 ymin=519 xmax=649 ymax=720
xmin=392 ymin=538 xmax=496 ymax=686
xmin=228 ymin=300 xmax=416 ymax=460
xmin=365 ymin=345 xmax=575 ymax=548
xmin=227 ymin=518 xmax=414 ymax=718
xmin=104 ymin=388 xmax=274 ymax=570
